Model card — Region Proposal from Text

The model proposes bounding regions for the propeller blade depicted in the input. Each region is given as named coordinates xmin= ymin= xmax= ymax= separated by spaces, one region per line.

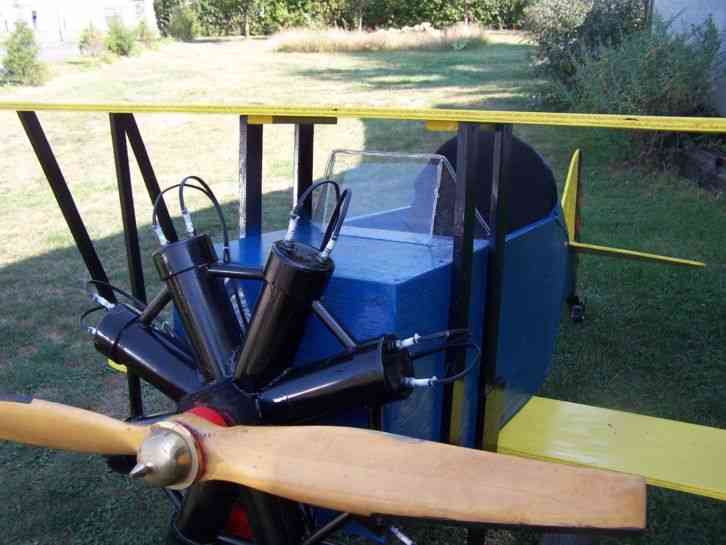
xmin=0 ymin=397 xmax=646 ymax=531
xmin=0 ymin=395 xmax=147 ymax=454
xmin=180 ymin=416 xmax=646 ymax=531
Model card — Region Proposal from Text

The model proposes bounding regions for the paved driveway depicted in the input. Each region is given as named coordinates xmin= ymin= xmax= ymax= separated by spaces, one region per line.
xmin=0 ymin=39 xmax=79 ymax=63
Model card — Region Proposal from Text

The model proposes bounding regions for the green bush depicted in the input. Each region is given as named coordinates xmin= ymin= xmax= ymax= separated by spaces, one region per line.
xmin=525 ymin=0 xmax=646 ymax=84
xmin=552 ymin=17 xmax=724 ymax=157
xmin=168 ymin=5 xmax=201 ymax=41
xmin=2 ymin=21 xmax=46 ymax=86
xmin=105 ymin=16 xmax=137 ymax=55
xmin=79 ymin=23 xmax=105 ymax=56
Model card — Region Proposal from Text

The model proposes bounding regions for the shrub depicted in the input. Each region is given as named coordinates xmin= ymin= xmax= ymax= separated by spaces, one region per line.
xmin=79 ymin=23 xmax=105 ymax=56
xmin=2 ymin=21 xmax=46 ymax=86
xmin=168 ymin=5 xmax=201 ymax=41
xmin=525 ymin=0 xmax=646 ymax=84
xmin=270 ymin=23 xmax=488 ymax=53
xmin=106 ymin=16 xmax=137 ymax=56
xmin=552 ymin=17 xmax=724 ymax=157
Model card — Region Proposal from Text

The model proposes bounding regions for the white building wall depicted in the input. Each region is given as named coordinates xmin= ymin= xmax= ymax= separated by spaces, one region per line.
xmin=655 ymin=0 xmax=726 ymax=115
xmin=0 ymin=0 xmax=156 ymax=43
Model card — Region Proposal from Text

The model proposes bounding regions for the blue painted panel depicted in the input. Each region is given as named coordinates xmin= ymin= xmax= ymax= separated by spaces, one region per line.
xmin=230 ymin=208 xmax=568 ymax=443
xmin=207 ymin=206 xmax=568 ymax=447
xmin=495 ymin=211 xmax=570 ymax=427
xmin=233 ymin=232 xmax=475 ymax=440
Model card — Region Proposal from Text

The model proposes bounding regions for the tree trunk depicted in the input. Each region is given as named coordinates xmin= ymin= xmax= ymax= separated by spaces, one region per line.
xmin=244 ymin=12 xmax=249 ymax=38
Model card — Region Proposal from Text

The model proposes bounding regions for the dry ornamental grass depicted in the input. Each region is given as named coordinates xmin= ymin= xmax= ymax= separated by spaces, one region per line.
xmin=269 ymin=23 xmax=489 ymax=53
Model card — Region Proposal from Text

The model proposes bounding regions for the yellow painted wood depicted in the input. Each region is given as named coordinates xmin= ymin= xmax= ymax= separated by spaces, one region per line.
xmin=424 ymin=120 xmax=497 ymax=132
xmin=176 ymin=414 xmax=646 ymax=530
xmin=425 ymin=120 xmax=459 ymax=132
xmin=3 ymin=101 xmax=726 ymax=133
xmin=0 ymin=398 xmax=147 ymax=454
xmin=499 ymin=396 xmax=726 ymax=501
xmin=248 ymin=115 xmax=274 ymax=125
xmin=569 ymin=241 xmax=705 ymax=268
xmin=107 ymin=358 xmax=128 ymax=373
xmin=561 ymin=149 xmax=581 ymax=241
xmin=448 ymin=381 xmax=466 ymax=445
xmin=247 ymin=115 xmax=337 ymax=125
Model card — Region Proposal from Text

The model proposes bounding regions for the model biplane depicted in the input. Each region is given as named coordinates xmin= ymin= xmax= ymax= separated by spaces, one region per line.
xmin=0 ymin=102 xmax=723 ymax=545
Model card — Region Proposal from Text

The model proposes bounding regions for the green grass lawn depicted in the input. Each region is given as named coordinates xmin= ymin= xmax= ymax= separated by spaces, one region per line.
xmin=0 ymin=34 xmax=724 ymax=544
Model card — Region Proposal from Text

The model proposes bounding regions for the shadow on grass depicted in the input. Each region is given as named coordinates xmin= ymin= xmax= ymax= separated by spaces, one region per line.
xmin=293 ymin=42 xmax=533 ymax=95
xmin=0 ymin=189 xmax=291 ymax=545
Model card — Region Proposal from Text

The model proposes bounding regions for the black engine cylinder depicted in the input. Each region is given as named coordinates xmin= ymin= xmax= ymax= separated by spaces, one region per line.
xmin=235 ymin=240 xmax=334 ymax=389
xmin=153 ymin=235 xmax=243 ymax=381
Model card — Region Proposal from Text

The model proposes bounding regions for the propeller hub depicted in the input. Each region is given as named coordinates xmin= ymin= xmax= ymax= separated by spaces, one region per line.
xmin=131 ymin=421 xmax=200 ymax=490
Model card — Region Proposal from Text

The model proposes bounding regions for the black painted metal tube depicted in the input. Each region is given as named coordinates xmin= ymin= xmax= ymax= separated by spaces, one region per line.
xmin=138 ymin=286 xmax=173 ymax=326
xmin=294 ymin=123 xmax=314 ymax=217
xmin=235 ymin=240 xmax=333 ymax=389
xmin=93 ymin=304 xmax=203 ymax=400
xmin=110 ymin=113 xmax=147 ymax=418
xmin=441 ymin=121 xmax=481 ymax=445
xmin=17 ymin=111 xmax=116 ymax=303
xmin=110 ymin=113 xmax=147 ymax=304
xmin=240 ymin=118 xmax=263 ymax=239
xmin=154 ymin=235 xmax=243 ymax=381
xmin=207 ymin=263 xmax=265 ymax=281
xmin=312 ymin=300 xmax=356 ymax=350
xmin=122 ymin=113 xmax=179 ymax=244
xmin=301 ymin=513 xmax=351 ymax=545
xmin=477 ymin=124 xmax=513 ymax=453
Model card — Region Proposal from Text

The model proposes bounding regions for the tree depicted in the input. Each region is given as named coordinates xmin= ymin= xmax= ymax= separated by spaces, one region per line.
xmin=240 ymin=0 xmax=258 ymax=37
xmin=2 ymin=20 xmax=46 ymax=85
xmin=153 ymin=0 xmax=182 ymax=36
xmin=348 ymin=0 xmax=366 ymax=30
xmin=197 ymin=0 xmax=240 ymax=35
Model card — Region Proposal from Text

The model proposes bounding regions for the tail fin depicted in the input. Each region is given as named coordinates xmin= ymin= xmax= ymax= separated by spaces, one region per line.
xmin=561 ymin=149 xmax=582 ymax=242
xmin=562 ymin=150 xmax=704 ymax=269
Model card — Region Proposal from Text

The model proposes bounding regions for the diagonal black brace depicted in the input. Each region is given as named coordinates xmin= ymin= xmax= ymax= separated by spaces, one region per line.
xmin=122 ymin=113 xmax=178 ymax=243
xmin=17 ymin=111 xmax=116 ymax=303
xmin=110 ymin=113 xmax=147 ymax=303
xmin=109 ymin=112 xmax=145 ymax=417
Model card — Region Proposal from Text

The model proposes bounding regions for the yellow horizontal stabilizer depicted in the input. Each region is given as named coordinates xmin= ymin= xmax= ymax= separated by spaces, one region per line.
xmin=499 ymin=396 xmax=726 ymax=501
xmin=569 ymin=241 xmax=705 ymax=268
xmin=561 ymin=149 xmax=582 ymax=241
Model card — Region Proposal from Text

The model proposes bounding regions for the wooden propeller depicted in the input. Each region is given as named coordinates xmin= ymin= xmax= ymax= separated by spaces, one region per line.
xmin=0 ymin=396 xmax=646 ymax=531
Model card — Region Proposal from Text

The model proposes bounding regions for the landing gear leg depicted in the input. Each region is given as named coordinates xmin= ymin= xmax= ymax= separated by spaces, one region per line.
xmin=567 ymin=294 xmax=585 ymax=323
